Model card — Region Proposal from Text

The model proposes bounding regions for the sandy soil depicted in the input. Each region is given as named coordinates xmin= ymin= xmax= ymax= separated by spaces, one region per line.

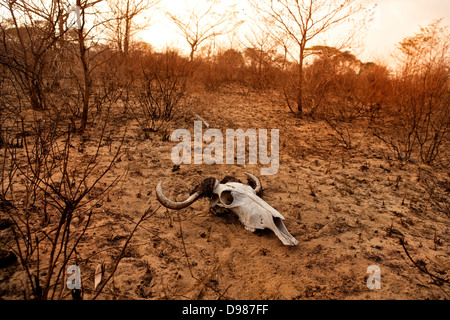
xmin=1 ymin=85 xmax=449 ymax=300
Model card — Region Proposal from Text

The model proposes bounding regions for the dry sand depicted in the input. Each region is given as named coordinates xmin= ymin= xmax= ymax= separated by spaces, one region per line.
xmin=1 ymin=85 xmax=448 ymax=299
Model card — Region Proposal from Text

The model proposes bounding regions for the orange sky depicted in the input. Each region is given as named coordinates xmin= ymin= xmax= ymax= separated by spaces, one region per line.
xmin=139 ymin=0 xmax=450 ymax=66
xmin=363 ymin=0 xmax=450 ymax=63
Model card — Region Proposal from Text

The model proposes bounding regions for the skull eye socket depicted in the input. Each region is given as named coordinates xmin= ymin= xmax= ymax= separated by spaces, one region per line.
xmin=219 ymin=190 xmax=234 ymax=206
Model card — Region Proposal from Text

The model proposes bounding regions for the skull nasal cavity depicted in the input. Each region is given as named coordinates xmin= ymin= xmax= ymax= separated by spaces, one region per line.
xmin=220 ymin=190 xmax=234 ymax=205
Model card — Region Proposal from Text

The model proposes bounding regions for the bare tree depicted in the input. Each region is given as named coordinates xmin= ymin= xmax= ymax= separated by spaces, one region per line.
xmin=72 ymin=0 xmax=114 ymax=132
xmin=243 ymin=25 xmax=279 ymax=89
xmin=250 ymin=0 xmax=368 ymax=115
xmin=0 ymin=0 xmax=70 ymax=110
xmin=166 ymin=0 xmax=240 ymax=61
xmin=105 ymin=0 xmax=160 ymax=56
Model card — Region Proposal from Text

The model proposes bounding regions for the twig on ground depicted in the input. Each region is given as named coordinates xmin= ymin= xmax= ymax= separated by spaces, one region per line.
xmin=399 ymin=237 xmax=449 ymax=286
xmin=92 ymin=205 xmax=158 ymax=299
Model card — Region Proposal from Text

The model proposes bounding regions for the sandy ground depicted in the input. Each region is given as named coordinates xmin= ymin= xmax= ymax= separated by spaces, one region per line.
xmin=1 ymin=85 xmax=449 ymax=299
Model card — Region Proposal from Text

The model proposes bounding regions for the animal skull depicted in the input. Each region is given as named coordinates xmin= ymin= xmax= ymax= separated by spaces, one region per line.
xmin=156 ymin=173 xmax=298 ymax=246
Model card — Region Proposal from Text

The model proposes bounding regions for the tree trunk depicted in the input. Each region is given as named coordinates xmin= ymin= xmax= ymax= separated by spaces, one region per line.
xmin=77 ymin=1 xmax=90 ymax=133
xmin=29 ymin=60 xmax=46 ymax=110
xmin=258 ymin=47 xmax=263 ymax=86
xmin=123 ymin=0 xmax=130 ymax=56
xmin=79 ymin=60 xmax=91 ymax=132
xmin=29 ymin=78 xmax=44 ymax=110
xmin=124 ymin=20 xmax=130 ymax=55
xmin=117 ymin=22 xmax=122 ymax=52
xmin=297 ymin=49 xmax=304 ymax=116
xmin=189 ymin=45 xmax=195 ymax=62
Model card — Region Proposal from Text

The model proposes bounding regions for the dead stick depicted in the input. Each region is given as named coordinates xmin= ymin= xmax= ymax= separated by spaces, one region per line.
xmin=399 ymin=237 xmax=449 ymax=284
xmin=92 ymin=206 xmax=157 ymax=299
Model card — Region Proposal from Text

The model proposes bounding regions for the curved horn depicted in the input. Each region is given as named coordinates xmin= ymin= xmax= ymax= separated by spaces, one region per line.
xmin=156 ymin=181 xmax=202 ymax=210
xmin=245 ymin=172 xmax=262 ymax=195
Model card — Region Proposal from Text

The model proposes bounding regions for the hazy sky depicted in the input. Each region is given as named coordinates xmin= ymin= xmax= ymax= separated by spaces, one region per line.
xmin=363 ymin=0 xmax=450 ymax=63
xmin=139 ymin=0 xmax=450 ymax=66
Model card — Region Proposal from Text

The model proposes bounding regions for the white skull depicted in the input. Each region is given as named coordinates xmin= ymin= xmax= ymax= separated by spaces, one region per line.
xmin=210 ymin=181 xmax=298 ymax=246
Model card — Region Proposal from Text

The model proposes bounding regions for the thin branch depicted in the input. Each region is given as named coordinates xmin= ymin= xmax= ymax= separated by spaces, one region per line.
xmin=399 ymin=237 xmax=449 ymax=285
xmin=92 ymin=206 xmax=158 ymax=299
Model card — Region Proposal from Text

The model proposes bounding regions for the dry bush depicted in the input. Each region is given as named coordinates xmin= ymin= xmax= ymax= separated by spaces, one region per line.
xmin=0 ymin=108 xmax=156 ymax=300
xmin=0 ymin=40 xmax=157 ymax=299
xmin=215 ymin=49 xmax=246 ymax=84
xmin=89 ymin=50 xmax=133 ymax=125
xmin=124 ymin=50 xmax=191 ymax=136
xmin=293 ymin=47 xmax=386 ymax=149
xmin=193 ymin=46 xmax=285 ymax=93
xmin=373 ymin=20 xmax=449 ymax=164
xmin=374 ymin=73 xmax=449 ymax=163
xmin=194 ymin=49 xmax=245 ymax=92
xmin=0 ymin=1 xmax=126 ymax=133
xmin=301 ymin=47 xmax=386 ymax=121
xmin=195 ymin=60 xmax=222 ymax=92
xmin=419 ymin=164 xmax=450 ymax=217
xmin=0 ymin=112 xmax=127 ymax=299
xmin=194 ymin=55 xmax=226 ymax=92
xmin=243 ymin=47 xmax=285 ymax=91
xmin=0 ymin=2 xmax=66 ymax=111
